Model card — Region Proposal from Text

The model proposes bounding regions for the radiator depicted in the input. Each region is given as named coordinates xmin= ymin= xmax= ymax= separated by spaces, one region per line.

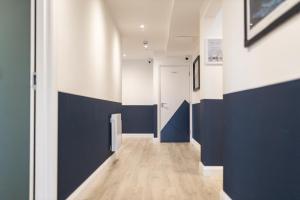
xmin=110 ymin=114 xmax=122 ymax=152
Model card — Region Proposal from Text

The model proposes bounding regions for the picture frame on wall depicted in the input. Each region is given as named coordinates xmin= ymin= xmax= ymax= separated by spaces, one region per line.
xmin=193 ymin=56 xmax=200 ymax=91
xmin=205 ymin=39 xmax=223 ymax=65
xmin=245 ymin=0 xmax=300 ymax=47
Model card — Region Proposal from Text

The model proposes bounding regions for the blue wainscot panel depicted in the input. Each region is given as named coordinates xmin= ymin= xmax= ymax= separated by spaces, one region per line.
xmin=192 ymin=103 xmax=201 ymax=144
xmin=58 ymin=92 xmax=122 ymax=200
xmin=153 ymin=105 xmax=158 ymax=138
xmin=161 ymin=100 xmax=190 ymax=143
xmin=122 ymin=105 xmax=156 ymax=134
xmin=200 ymin=99 xmax=224 ymax=166
xmin=223 ymin=79 xmax=300 ymax=200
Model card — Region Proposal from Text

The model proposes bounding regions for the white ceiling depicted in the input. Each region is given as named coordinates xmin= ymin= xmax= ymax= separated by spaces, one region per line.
xmin=105 ymin=0 xmax=202 ymax=60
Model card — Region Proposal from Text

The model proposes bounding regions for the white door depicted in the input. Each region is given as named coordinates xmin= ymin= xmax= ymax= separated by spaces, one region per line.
xmin=160 ymin=66 xmax=190 ymax=142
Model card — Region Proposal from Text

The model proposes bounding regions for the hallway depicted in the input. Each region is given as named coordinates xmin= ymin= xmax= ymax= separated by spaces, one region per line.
xmin=70 ymin=137 xmax=222 ymax=200
xmin=1 ymin=0 xmax=300 ymax=199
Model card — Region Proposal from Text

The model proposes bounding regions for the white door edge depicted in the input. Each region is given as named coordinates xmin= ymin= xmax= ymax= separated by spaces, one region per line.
xmin=35 ymin=0 xmax=58 ymax=199
xmin=29 ymin=0 xmax=36 ymax=199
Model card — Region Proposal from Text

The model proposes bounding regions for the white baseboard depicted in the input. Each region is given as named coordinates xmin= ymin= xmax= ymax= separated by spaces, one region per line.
xmin=199 ymin=161 xmax=223 ymax=177
xmin=122 ymin=133 xmax=153 ymax=138
xmin=191 ymin=138 xmax=201 ymax=151
xmin=153 ymin=137 xmax=159 ymax=143
xmin=67 ymin=153 xmax=117 ymax=200
xmin=220 ymin=190 xmax=232 ymax=200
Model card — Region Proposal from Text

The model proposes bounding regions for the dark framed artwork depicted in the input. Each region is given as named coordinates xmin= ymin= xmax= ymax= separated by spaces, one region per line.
xmin=193 ymin=56 xmax=200 ymax=91
xmin=245 ymin=0 xmax=300 ymax=47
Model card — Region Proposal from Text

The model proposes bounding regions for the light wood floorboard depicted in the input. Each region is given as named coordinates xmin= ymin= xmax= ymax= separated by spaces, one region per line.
xmin=71 ymin=137 xmax=222 ymax=200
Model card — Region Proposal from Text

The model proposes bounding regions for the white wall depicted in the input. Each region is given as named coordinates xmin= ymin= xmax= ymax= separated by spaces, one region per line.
xmin=42 ymin=1 xmax=121 ymax=198
xmin=190 ymin=47 xmax=201 ymax=142
xmin=199 ymin=1 xmax=223 ymax=100
xmin=53 ymin=0 xmax=122 ymax=102
xmin=223 ymin=1 xmax=300 ymax=94
xmin=122 ymin=60 xmax=153 ymax=105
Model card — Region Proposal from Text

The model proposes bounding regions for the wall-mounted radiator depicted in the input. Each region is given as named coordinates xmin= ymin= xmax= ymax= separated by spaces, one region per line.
xmin=111 ymin=114 xmax=122 ymax=152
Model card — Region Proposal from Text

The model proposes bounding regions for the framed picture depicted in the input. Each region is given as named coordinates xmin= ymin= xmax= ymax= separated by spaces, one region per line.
xmin=193 ymin=56 xmax=200 ymax=91
xmin=205 ymin=39 xmax=223 ymax=65
xmin=245 ymin=0 xmax=300 ymax=47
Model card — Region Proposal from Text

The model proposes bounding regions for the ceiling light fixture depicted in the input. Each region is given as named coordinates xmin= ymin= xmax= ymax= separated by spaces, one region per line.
xmin=140 ymin=24 xmax=145 ymax=29
xmin=123 ymin=53 xmax=127 ymax=57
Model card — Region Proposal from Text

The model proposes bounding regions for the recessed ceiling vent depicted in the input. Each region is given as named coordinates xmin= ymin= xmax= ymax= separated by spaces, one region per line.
xmin=175 ymin=35 xmax=194 ymax=38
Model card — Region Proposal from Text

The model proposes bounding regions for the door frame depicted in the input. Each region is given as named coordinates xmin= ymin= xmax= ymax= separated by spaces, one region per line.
xmin=34 ymin=0 xmax=58 ymax=199
xmin=29 ymin=0 xmax=36 ymax=199
xmin=158 ymin=64 xmax=191 ymax=142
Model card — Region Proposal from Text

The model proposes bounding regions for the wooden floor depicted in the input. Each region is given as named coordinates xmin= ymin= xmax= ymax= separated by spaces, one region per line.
xmin=70 ymin=137 xmax=222 ymax=200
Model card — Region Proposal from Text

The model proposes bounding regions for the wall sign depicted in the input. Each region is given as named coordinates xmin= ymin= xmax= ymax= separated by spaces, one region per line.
xmin=205 ymin=39 xmax=223 ymax=65
xmin=193 ymin=55 xmax=200 ymax=91
xmin=245 ymin=0 xmax=300 ymax=47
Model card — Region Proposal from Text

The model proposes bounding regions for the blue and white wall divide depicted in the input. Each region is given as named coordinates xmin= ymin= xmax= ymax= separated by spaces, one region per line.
xmin=160 ymin=66 xmax=190 ymax=142
xmin=53 ymin=0 xmax=122 ymax=199
xmin=223 ymin=1 xmax=300 ymax=199
xmin=191 ymin=47 xmax=201 ymax=145
xmin=199 ymin=1 xmax=224 ymax=167
xmin=153 ymin=56 xmax=192 ymax=142
xmin=122 ymin=60 xmax=156 ymax=136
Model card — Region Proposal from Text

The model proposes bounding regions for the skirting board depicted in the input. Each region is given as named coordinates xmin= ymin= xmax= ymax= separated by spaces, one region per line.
xmin=199 ymin=161 xmax=223 ymax=177
xmin=122 ymin=133 xmax=153 ymax=138
xmin=66 ymin=153 xmax=118 ymax=200
xmin=220 ymin=190 xmax=232 ymax=200
xmin=191 ymin=138 xmax=201 ymax=151
xmin=153 ymin=137 xmax=159 ymax=143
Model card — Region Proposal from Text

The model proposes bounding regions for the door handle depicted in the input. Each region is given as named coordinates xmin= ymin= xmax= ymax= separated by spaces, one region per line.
xmin=161 ymin=102 xmax=167 ymax=108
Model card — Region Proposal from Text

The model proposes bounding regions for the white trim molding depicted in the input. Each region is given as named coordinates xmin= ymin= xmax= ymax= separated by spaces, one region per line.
xmin=67 ymin=154 xmax=118 ymax=200
xmin=220 ymin=190 xmax=232 ymax=200
xmin=153 ymin=137 xmax=159 ymax=143
xmin=191 ymin=138 xmax=201 ymax=151
xmin=199 ymin=162 xmax=223 ymax=177
xmin=35 ymin=0 xmax=58 ymax=199
xmin=122 ymin=133 xmax=154 ymax=138
xmin=29 ymin=0 xmax=36 ymax=199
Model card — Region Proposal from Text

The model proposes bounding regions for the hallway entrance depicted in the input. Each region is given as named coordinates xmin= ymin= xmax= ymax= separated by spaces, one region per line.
xmin=69 ymin=137 xmax=222 ymax=200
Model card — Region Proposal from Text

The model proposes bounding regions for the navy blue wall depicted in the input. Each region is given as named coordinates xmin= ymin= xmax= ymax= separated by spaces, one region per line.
xmin=58 ymin=92 xmax=122 ymax=200
xmin=153 ymin=105 xmax=158 ymax=138
xmin=161 ymin=101 xmax=190 ymax=143
xmin=200 ymin=99 xmax=224 ymax=166
xmin=192 ymin=103 xmax=201 ymax=144
xmin=223 ymin=79 xmax=300 ymax=200
xmin=122 ymin=105 xmax=156 ymax=134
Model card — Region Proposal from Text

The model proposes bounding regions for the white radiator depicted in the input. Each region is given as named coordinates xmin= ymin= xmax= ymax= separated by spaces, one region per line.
xmin=110 ymin=114 xmax=122 ymax=152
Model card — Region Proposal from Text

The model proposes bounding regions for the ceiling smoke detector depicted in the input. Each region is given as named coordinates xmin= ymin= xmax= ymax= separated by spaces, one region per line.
xmin=143 ymin=41 xmax=149 ymax=49
xmin=147 ymin=58 xmax=153 ymax=64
